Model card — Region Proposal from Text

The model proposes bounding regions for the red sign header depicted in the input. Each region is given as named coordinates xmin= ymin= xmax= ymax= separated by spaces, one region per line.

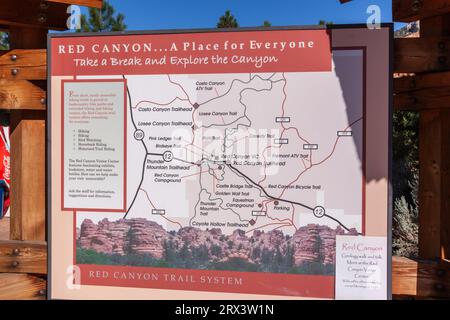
xmin=50 ymin=29 xmax=331 ymax=75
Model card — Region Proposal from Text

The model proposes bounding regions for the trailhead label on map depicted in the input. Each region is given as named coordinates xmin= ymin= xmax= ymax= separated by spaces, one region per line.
xmin=335 ymin=236 xmax=388 ymax=300
xmin=62 ymin=80 xmax=126 ymax=211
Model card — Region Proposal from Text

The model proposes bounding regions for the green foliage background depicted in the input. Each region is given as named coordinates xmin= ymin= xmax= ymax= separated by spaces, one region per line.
xmin=79 ymin=0 xmax=127 ymax=32
xmin=77 ymin=242 xmax=335 ymax=276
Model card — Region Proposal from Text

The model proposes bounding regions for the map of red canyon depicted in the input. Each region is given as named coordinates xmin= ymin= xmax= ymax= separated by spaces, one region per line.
xmin=77 ymin=50 xmax=364 ymax=239
xmin=50 ymin=27 xmax=392 ymax=301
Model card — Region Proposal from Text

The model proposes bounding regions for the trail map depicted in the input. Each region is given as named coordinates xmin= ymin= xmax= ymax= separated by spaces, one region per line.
xmin=50 ymin=28 xmax=391 ymax=299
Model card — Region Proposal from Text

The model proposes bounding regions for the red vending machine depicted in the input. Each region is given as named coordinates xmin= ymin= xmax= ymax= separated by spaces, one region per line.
xmin=0 ymin=126 xmax=10 ymax=219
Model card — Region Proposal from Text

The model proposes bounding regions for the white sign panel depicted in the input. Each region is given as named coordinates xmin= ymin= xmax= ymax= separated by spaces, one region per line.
xmin=335 ymin=235 xmax=388 ymax=300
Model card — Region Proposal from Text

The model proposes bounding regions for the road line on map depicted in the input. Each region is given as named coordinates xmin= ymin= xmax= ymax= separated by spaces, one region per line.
xmin=123 ymin=75 xmax=148 ymax=218
xmin=125 ymin=74 xmax=361 ymax=235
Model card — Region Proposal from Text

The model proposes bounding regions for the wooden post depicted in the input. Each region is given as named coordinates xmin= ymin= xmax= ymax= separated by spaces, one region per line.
xmin=8 ymin=26 xmax=47 ymax=241
xmin=417 ymin=15 xmax=450 ymax=260
xmin=418 ymin=110 xmax=450 ymax=259
xmin=442 ymin=111 xmax=450 ymax=260
xmin=0 ymin=0 xmax=104 ymax=300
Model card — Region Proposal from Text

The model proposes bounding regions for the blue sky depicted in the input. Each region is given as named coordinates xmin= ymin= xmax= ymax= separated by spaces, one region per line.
xmin=84 ymin=0 xmax=400 ymax=30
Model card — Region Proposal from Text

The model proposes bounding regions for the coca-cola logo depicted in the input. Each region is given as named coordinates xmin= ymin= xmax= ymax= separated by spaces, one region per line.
xmin=3 ymin=155 xmax=10 ymax=182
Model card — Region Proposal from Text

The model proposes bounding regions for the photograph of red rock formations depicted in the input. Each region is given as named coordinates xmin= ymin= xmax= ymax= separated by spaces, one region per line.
xmin=77 ymin=218 xmax=358 ymax=275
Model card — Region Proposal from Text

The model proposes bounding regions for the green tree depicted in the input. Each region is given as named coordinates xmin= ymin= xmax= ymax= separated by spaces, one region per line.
xmin=262 ymin=20 xmax=272 ymax=27
xmin=210 ymin=244 xmax=222 ymax=258
xmin=392 ymin=111 xmax=419 ymax=202
xmin=282 ymin=244 xmax=294 ymax=271
xmin=260 ymin=247 xmax=272 ymax=271
xmin=392 ymin=174 xmax=419 ymax=258
xmin=179 ymin=240 xmax=192 ymax=268
xmin=0 ymin=32 xmax=8 ymax=50
xmin=318 ymin=20 xmax=333 ymax=26
xmin=313 ymin=234 xmax=324 ymax=263
xmin=80 ymin=0 xmax=126 ymax=32
xmin=251 ymin=246 xmax=261 ymax=260
xmin=217 ymin=10 xmax=239 ymax=28
xmin=163 ymin=239 xmax=177 ymax=263
xmin=390 ymin=27 xmax=420 ymax=258
xmin=391 ymin=111 xmax=419 ymax=258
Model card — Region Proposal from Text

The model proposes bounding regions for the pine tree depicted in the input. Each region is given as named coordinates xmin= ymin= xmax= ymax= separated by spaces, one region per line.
xmin=392 ymin=111 xmax=419 ymax=258
xmin=211 ymin=244 xmax=222 ymax=258
xmin=217 ymin=10 xmax=239 ymax=28
xmin=390 ymin=26 xmax=420 ymax=258
xmin=393 ymin=173 xmax=419 ymax=258
xmin=163 ymin=239 xmax=176 ymax=263
xmin=314 ymin=234 xmax=324 ymax=263
xmin=0 ymin=32 xmax=8 ymax=50
xmin=318 ymin=20 xmax=333 ymax=26
xmin=79 ymin=0 xmax=126 ymax=32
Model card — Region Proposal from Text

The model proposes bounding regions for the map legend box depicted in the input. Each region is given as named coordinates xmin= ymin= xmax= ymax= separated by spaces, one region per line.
xmin=62 ymin=79 xmax=127 ymax=212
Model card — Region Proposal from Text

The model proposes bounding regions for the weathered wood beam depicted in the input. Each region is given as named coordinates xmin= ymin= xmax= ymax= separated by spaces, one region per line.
xmin=10 ymin=112 xmax=46 ymax=241
xmin=0 ymin=218 xmax=9 ymax=240
xmin=8 ymin=27 xmax=46 ymax=50
xmin=8 ymin=27 xmax=47 ymax=244
xmin=394 ymin=72 xmax=450 ymax=94
xmin=421 ymin=14 xmax=450 ymax=37
xmin=443 ymin=116 xmax=450 ymax=261
xmin=0 ymin=273 xmax=46 ymax=299
xmin=394 ymin=72 xmax=450 ymax=111
xmin=393 ymin=0 xmax=450 ymax=22
xmin=419 ymin=110 xmax=440 ymax=259
xmin=0 ymin=0 xmax=68 ymax=30
xmin=394 ymin=88 xmax=450 ymax=111
xmin=0 ymin=240 xmax=46 ymax=274
xmin=47 ymin=0 xmax=102 ymax=8
xmin=418 ymin=109 xmax=450 ymax=260
xmin=0 ymin=49 xmax=46 ymax=80
xmin=0 ymin=79 xmax=46 ymax=110
xmin=415 ymin=5 xmax=450 ymax=262
xmin=394 ymin=37 xmax=450 ymax=73
xmin=392 ymin=256 xmax=450 ymax=298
